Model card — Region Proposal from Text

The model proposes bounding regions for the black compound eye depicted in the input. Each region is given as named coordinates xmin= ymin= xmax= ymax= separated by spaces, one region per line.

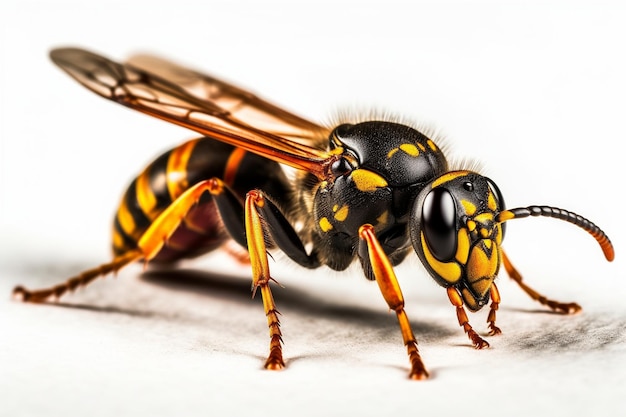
xmin=330 ymin=157 xmax=353 ymax=176
xmin=422 ymin=188 xmax=457 ymax=261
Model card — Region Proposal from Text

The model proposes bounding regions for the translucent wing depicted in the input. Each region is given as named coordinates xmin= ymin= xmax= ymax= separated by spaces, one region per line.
xmin=50 ymin=47 xmax=334 ymax=177
xmin=126 ymin=53 xmax=329 ymax=143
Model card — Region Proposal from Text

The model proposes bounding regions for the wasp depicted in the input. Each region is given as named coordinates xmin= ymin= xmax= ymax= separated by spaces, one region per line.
xmin=13 ymin=47 xmax=614 ymax=380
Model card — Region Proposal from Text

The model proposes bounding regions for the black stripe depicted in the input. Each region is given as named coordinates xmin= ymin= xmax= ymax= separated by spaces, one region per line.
xmin=124 ymin=179 xmax=152 ymax=233
xmin=113 ymin=216 xmax=138 ymax=253
xmin=185 ymin=137 xmax=233 ymax=186
xmin=147 ymin=150 xmax=174 ymax=212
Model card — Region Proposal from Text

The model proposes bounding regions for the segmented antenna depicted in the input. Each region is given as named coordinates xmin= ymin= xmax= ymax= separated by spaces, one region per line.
xmin=497 ymin=205 xmax=614 ymax=261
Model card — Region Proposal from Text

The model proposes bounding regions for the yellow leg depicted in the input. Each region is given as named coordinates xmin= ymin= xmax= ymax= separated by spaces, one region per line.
xmin=245 ymin=190 xmax=284 ymax=370
xmin=447 ymin=287 xmax=489 ymax=349
xmin=13 ymin=179 xmax=220 ymax=303
xmin=502 ymin=250 xmax=581 ymax=314
xmin=12 ymin=250 xmax=141 ymax=302
xmin=359 ymin=224 xmax=428 ymax=380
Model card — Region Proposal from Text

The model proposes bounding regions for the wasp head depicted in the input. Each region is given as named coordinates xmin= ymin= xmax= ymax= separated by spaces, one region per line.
xmin=410 ymin=171 xmax=506 ymax=311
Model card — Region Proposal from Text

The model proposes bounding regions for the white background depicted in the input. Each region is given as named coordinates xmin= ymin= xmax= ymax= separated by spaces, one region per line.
xmin=1 ymin=1 xmax=625 ymax=416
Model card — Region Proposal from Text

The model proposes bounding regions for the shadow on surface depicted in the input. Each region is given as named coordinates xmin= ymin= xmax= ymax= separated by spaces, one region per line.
xmin=140 ymin=267 xmax=456 ymax=341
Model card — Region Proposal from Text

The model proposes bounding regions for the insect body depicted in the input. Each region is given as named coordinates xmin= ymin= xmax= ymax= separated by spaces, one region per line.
xmin=13 ymin=48 xmax=614 ymax=380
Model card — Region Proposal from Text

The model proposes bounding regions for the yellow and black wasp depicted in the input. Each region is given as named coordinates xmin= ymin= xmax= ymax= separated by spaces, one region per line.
xmin=13 ymin=47 xmax=615 ymax=380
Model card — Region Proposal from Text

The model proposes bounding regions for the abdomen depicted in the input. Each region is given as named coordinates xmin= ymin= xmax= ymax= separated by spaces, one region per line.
xmin=112 ymin=137 xmax=292 ymax=262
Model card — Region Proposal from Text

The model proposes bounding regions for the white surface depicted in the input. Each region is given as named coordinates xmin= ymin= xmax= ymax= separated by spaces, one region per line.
xmin=1 ymin=1 xmax=625 ymax=416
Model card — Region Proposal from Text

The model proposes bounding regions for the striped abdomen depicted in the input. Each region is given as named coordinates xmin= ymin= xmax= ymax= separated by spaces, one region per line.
xmin=112 ymin=137 xmax=292 ymax=262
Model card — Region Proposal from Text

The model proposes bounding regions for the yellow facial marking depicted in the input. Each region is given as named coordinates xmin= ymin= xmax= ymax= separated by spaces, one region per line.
xmin=427 ymin=139 xmax=438 ymax=151
xmin=495 ymin=225 xmax=503 ymax=245
xmin=461 ymin=288 xmax=480 ymax=311
xmin=461 ymin=200 xmax=477 ymax=216
xmin=387 ymin=148 xmax=399 ymax=159
xmin=455 ymin=228 xmax=470 ymax=264
xmin=466 ymin=244 xmax=500 ymax=296
xmin=417 ymin=143 xmax=426 ymax=152
xmin=487 ymin=192 xmax=497 ymax=211
xmin=467 ymin=220 xmax=477 ymax=232
xmin=432 ymin=171 xmax=470 ymax=188
xmin=351 ymin=169 xmax=388 ymax=192
xmin=334 ymin=205 xmax=349 ymax=222
xmin=399 ymin=143 xmax=419 ymax=156
xmin=421 ymin=233 xmax=462 ymax=284
xmin=474 ymin=212 xmax=494 ymax=223
xmin=319 ymin=217 xmax=333 ymax=232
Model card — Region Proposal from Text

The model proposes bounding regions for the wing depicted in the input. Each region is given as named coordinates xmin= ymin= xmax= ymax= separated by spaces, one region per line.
xmin=49 ymin=47 xmax=334 ymax=177
xmin=126 ymin=53 xmax=328 ymax=143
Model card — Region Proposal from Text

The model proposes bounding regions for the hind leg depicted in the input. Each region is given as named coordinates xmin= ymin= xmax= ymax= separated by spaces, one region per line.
xmin=12 ymin=178 xmax=237 ymax=303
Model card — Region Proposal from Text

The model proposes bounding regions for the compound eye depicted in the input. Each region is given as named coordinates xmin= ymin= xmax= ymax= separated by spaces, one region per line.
xmin=330 ymin=157 xmax=353 ymax=177
xmin=422 ymin=188 xmax=457 ymax=261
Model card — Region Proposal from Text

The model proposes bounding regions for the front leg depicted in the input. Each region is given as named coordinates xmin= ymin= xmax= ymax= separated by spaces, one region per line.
xmin=447 ymin=287 xmax=490 ymax=349
xmin=487 ymin=284 xmax=502 ymax=336
xmin=359 ymin=224 xmax=429 ymax=380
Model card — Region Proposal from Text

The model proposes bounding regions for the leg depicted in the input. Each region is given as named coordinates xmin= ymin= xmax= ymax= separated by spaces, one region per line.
xmin=487 ymin=284 xmax=501 ymax=336
xmin=13 ymin=250 xmax=141 ymax=302
xmin=13 ymin=178 xmax=230 ymax=303
xmin=447 ymin=287 xmax=490 ymax=349
xmin=245 ymin=190 xmax=284 ymax=369
xmin=213 ymin=183 xmax=320 ymax=369
xmin=359 ymin=224 xmax=429 ymax=380
xmin=501 ymin=250 xmax=581 ymax=314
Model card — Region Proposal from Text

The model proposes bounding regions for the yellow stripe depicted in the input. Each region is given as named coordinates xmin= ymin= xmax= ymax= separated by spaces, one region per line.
xmin=420 ymin=232 xmax=461 ymax=284
xmin=431 ymin=171 xmax=470 ymax=188
xmin=112 ymin=228 xmax=125 ymax=252
xmin=136 ymin=168 xmax=158 ymax=220
xmin=117 ymin=200 xmax=136 ymax=237
xmin=455 ymin=228 xmax=470 ymax=264
xmin=166 ymin=139 xmax=197 ymax=200
xmin=224 ymin=148 xmax=247 ymax=185
xmin=487 ymin=191 xmax=497 ymax=211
